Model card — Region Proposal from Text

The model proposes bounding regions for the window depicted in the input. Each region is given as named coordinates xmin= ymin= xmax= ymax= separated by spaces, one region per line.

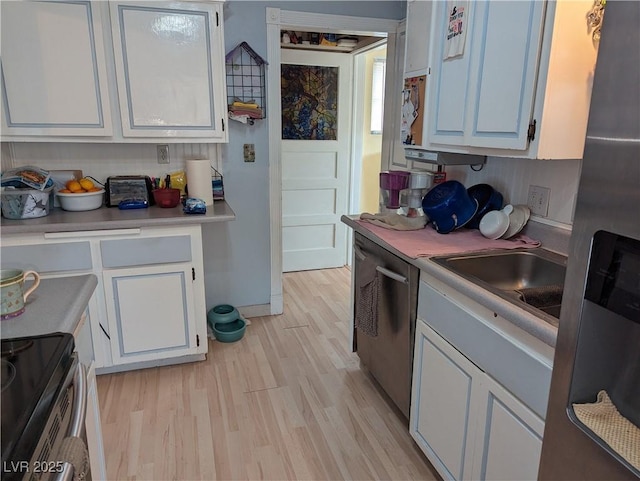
xmin=370 ymin=58 xmax=386 ymax=134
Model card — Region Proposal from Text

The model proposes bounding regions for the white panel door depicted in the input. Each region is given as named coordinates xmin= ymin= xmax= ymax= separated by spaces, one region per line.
xmin=411 ymin=320 xmax=481 ymax=481
xmin=0 ymin=0 xmax=112 ymax=137
xmin=103 ymin=263 xmax=198 ymax=364
xmin=281 ymin=49 xmax=352 ymax=272
xmin=471 ymin=375 xmax=544 ymax=481
xmin=466 ymin=0 xmax=545 ymax=149
xmin=109 ymin=1 xmax=227 ymax=139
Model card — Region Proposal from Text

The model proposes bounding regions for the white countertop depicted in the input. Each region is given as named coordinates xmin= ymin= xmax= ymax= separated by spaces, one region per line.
xmin=0 ymin=274 xmax=97 ymax=339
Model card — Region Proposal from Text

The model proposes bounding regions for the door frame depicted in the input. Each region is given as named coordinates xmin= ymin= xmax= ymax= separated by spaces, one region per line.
xmin=266 ymin=7 xmax=400 ymax=314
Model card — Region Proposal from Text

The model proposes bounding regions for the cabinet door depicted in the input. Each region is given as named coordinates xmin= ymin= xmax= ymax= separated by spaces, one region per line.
xmin=75 ymin=318 xmax=108 ymax=481
xmin=85 ymin=361 xmax=109 ymax=481
xmin=404 ymin=0 xmax=433 ymax=76
xmin=109 ymin=1 xmax=227 ymax=140
xmin=103 ymin=263 xmax=199 ymax=364
xmin=428 ymin=1 xmax=545 ymax=150
xmin=410 ymin=320 xmax=482 ymax=480
xmin=470 ymin=375 xmax=544 ymax=481
xmin=0 ymin=1 xmax=113 ymax=137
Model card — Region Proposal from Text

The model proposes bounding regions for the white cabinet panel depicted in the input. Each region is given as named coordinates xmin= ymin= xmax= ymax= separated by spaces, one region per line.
xmin=85 ymin=361 xmax=108 ymax=481
xmin=103 ymin=263 xmax=198 ymax=364
xmin=426 ymin=0 xmax=597 ymax=159
xmin=0 ymin=0 xmax=112 ymax=136
xmin=411 ymin=321 xmax=480 ymax=480
xmin=109 ymin=1 xmax=227 ymax=139
xmin=472 ymin=376 xmax=544 ymax=481
xmin=411 ymin=276 xmax=550 ymax=481
xmin=75 ymin=317 xmax=108 ymax=481
xmin=404 ymin=0 xmax=433 ymax=76
xmin=429 ymin=1 xmax=544 ymax=149
xmin=466 ymin=1 xmax=545 ymax=149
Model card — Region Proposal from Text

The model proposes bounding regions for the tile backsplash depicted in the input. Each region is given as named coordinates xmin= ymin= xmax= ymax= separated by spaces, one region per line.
xmin=2 ymin=142 xmax=221 ymax=185
xmin=446 ymin=156 xmax=581 ymax=226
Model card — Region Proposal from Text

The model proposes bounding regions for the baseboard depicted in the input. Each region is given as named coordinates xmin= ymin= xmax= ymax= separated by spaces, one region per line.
xmin=237 ymin=303 xmax=273 ymax=318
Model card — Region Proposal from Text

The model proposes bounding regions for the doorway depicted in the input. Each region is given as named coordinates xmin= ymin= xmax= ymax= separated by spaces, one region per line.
xmin=266 ymin=8 xmax=401 ymax=313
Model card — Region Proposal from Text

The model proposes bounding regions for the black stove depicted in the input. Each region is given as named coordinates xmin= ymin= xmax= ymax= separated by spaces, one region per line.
xmin=1 ymin=332 xmax=75 ymax=478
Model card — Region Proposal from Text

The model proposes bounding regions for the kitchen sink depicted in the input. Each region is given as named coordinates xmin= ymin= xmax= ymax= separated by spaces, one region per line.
xmin=432 ymin=249 xmax=567 ymax=325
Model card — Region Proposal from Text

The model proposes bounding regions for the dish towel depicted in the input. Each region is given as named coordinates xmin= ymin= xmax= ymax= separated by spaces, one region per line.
xmin=57 ymin=436 xmax=89 ymax=481
xmin=360 ymin=212 xmax=428 ymax=231
xmin=355 ymin=255 xmax=379 ymax=337
xmin=573 ymin=390 xmax=640 ymax=471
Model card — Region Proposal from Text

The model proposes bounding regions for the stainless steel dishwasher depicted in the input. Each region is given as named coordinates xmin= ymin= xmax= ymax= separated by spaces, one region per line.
xmin=353 ymin=232 xmax=419 ymax=420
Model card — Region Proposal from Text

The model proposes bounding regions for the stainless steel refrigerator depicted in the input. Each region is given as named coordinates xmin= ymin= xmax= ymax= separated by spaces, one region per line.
xmin=538 ymin=1 xmax=640 ymax=479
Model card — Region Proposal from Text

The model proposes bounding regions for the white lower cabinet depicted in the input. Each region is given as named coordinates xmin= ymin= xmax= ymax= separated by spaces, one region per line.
xmin=411 ymin=315 xmax=544 ymax=481
xmin=471 ymin=376 xmax=544 ymax=481
xmin=103 ymin=263 xmax=200 ymax=365
xmin=0 ymin=224 xmax=208 ymax=372
xmin=75 ymin=313 xmax=108 ymax=481
xmin=411 ymin=320 xmax=480 ymax=480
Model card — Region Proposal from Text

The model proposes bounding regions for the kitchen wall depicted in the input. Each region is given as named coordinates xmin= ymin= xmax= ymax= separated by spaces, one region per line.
xmin=360 ymin=46 xmax=386 ymax=214
xmin=2 ymin=1 xmax=406 ymax=312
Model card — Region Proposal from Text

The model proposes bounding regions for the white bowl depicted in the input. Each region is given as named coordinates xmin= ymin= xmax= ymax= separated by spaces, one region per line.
xmin=479 ymin=205 xmax=512 ymax=239
xmin=501 ymin=204 xmax=529 ymax=239
xmin=56 ymin=189 xmax=105 ymax=211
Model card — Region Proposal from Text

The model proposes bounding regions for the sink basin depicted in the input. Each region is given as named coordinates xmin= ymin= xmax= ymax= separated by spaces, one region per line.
xmin=432 ymin=249 xmax=567 ymax=323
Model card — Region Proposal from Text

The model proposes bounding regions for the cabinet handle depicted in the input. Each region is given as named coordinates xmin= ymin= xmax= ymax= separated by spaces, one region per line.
xmin=44 ymin=228 xmax=141 ymax=239
xmin=376 ymin=266 xmax=408 ymax=285
xmin=354 ymin=245 xmax=366 ymax=261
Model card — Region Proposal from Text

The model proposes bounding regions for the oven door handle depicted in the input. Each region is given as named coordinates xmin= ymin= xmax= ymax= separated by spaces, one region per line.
xmin=376 ymin=266 xmax=409 ymax=284
xmin=68 ymin=362 xmax=88 ymax=439
xmin=52 ymin=361 xmax=89 ymax=481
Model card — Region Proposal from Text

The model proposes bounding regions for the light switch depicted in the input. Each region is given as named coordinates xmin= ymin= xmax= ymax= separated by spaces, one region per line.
xmin=243 ymin=144 xmax=255 ymax=162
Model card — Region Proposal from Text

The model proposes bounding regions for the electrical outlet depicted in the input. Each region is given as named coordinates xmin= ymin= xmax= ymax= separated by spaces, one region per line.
xmin=243 ymin=143 xmax=255 ymax=162
xmin=527 ymin=185 xmax=550 ymax=217
xmin=157 ymin=144 xmax=170 ymax=164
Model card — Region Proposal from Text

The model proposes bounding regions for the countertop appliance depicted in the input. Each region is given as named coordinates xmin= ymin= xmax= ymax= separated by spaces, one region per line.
xmin=538 ymin=2 xmax=640 ymax=479
xmin=1 ymin=333 xmax=91 ymax=481
xmin=105 ymin=175 xmax=154 ymax=207
xmin=353 ymin=232 xmax=419 ymax=420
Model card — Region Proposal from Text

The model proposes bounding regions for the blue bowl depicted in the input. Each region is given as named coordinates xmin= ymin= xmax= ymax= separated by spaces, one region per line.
xmin=466 ymin=184 xmax=504 ymax=229
xmin=422 ymin=180 xmax=478 ymax=234
xmin=212 ymin=318 xmax=246 ymax=343
xmin=207 ymin=304 xmax=240 ymax=327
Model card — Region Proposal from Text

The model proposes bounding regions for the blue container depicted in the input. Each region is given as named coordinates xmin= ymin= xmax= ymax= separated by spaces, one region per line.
xmin=207 ymin=304 xmax=240 ymax=327
xmin=466 ymin=184 xmax=504 ymax=229
xmin=422 ymin=180 xmax=478 ymax=234
xmin=212 ymin=318 xmax=246 ymax=343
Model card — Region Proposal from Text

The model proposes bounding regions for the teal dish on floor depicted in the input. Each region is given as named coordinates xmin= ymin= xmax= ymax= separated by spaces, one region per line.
xmin=212 ymin=318 xmax=246 ymax=343
xmin=207 ymin=304 xmax=240 ymax=326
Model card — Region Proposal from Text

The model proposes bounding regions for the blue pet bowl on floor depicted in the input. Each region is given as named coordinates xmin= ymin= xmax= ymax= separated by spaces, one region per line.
xmin=212 ymin=318 xmax=246 ymax=343
xmin=207 ymin=304 xmax=240 ymax=327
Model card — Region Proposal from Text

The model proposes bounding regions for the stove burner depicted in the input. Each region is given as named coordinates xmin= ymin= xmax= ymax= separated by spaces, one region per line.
xmin=1 ymin=339 xmax=34 ymax=357
xmin=1 ymin=359 xmax=16 ymax=392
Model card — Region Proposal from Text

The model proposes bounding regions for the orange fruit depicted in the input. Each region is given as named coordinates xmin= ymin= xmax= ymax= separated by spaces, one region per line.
xmin=66 ymin=180 xmax=83 ymax=193
xmin=79 ymin=178 xmax=94 ymax=190
xmin=59 ymin=188 xmax=71 ymax=193
xmin=88 ymin=186 xmax=102 ymax=192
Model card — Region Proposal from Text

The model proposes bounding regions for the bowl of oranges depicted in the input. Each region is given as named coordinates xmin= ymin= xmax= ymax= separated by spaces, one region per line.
xmin=56 ymin=178 xmax=105 ymax=211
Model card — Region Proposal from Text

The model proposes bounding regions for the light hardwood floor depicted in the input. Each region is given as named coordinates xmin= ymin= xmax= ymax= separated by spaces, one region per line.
xmin=97 ymin=267 xmax=439 ymax=481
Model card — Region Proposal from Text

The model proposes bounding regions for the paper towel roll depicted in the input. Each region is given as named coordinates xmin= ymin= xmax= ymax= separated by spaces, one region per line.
xmin=186 ymin=159 xmax=214 ymax=206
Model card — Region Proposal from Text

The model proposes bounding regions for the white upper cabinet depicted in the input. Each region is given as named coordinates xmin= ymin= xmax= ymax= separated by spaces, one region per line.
xmin=426 ymin=0 xmax=599 ymax=159
xmin=403 ymin=0 xmax=434 ymax=77
xmin=0 ymin=1 xmax=113 ymax=137
xmin=109 ymin=1 xmax=227 ymax=140
xmin=0 ymin=0 xmax=228 ymax=142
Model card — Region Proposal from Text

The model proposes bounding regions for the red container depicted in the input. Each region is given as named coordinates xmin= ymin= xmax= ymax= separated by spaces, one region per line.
xmin=152 ymin=188 xmax=181 ymax=208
